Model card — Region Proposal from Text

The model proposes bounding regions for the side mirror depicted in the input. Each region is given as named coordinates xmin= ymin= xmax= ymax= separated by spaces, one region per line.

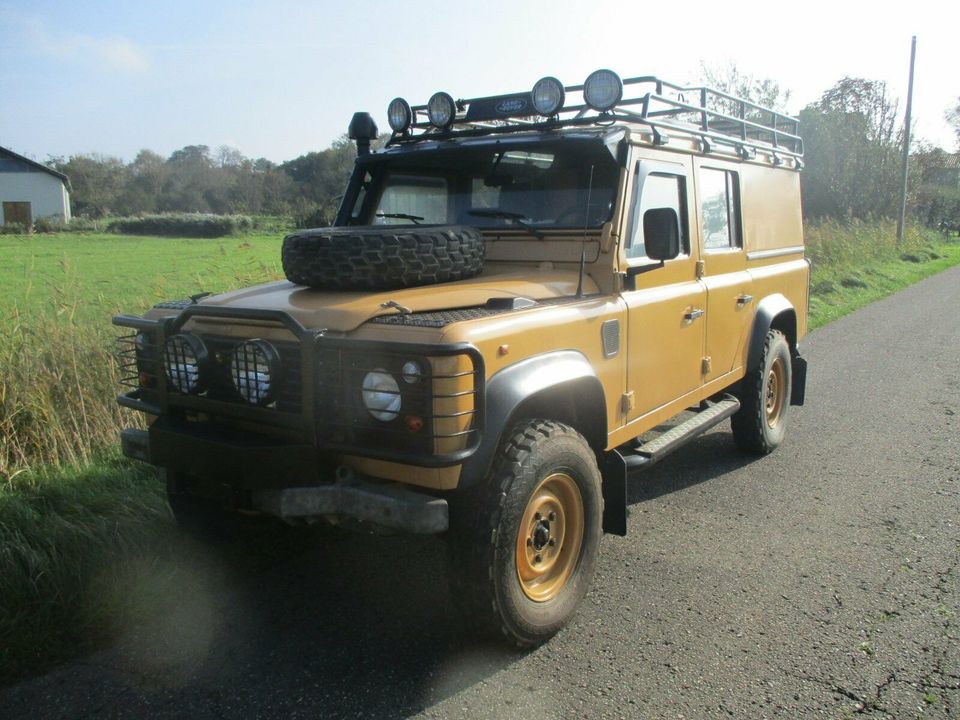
xmin=643 ymin=207 xmax=681 ymax=261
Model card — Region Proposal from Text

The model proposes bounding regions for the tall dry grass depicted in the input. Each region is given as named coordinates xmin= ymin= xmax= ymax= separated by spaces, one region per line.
xmin=804 ymin=217 xmax=929 ymax=269
xmin=0 ymin=303 xmax=136 ymax=480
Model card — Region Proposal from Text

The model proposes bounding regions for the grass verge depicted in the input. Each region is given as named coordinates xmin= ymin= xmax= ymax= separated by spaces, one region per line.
xmin=0 ymin=456 xmax=167 ymax=680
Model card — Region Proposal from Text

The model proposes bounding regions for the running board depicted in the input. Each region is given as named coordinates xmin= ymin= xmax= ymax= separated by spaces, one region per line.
xmin=622 ymin=396 xmax=741 ymax=471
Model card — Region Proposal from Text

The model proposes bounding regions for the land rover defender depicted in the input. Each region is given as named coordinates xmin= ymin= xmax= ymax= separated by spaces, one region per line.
xmin=114 ymin=70 xmax=809 ymax=646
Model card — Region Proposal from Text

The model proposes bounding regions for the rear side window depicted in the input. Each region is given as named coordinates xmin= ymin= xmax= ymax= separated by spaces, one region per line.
xmin=699 ymin=168 xmax=741 ymax=251
xmin=627 ymin=172 xmax=688 ymax=260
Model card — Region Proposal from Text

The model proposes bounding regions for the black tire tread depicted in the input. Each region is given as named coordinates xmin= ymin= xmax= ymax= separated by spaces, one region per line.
xmin=281 ymin=225 xmax=485 ymax=290
xmin=449 ymin=419 xmax=598 ymax=648
xmin=731 ymin=329 xmax=790 ymax=455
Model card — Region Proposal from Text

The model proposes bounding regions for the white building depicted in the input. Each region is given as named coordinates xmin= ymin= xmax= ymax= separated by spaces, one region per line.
xmin=0 ymin=146 xmax=71 ymax=226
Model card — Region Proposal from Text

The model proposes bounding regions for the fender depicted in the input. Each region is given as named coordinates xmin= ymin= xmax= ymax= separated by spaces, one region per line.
xmin=461 ymin=350 xmax=605 ymax=485
xmin=459 ymin=350 xmax=626 ymax=534
xmin=747 ymin=293 xmax=805 ymax=406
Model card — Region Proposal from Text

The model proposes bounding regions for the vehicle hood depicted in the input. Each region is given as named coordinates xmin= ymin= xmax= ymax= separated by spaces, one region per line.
xmin=198 ymin=268 xmax=598 ymax=333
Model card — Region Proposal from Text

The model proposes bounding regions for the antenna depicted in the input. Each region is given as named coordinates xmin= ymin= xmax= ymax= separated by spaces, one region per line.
xmin=575 ymin=165 xmax=595 ymax=299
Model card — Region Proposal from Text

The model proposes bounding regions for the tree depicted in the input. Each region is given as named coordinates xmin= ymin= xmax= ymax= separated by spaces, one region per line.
xmin=699 ymin=61 xmax=792 ymax=112
xmin=799 ymin=77 xmax=903 ymax=220
xmin=947 ymin=97 xmax=960 ymax=150
xmin=50 ymin=154 xmax=127 ymax=217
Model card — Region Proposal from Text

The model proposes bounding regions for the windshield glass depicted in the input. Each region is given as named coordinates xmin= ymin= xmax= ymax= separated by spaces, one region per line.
xmin=348 ymin=142 xmax=620 ymax=231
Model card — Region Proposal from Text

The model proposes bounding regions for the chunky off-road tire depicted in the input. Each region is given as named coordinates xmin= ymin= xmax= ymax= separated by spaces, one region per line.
xmin=448 ymin=420 xmax=603 ymax=647
xmin=731 ymin=329 xmax=792 ymax=455
xmin=281 ymin=225 xmax=485 ymax=290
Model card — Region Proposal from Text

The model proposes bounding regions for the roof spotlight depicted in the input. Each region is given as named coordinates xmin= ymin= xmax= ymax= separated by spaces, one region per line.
xmin=387 ymin=97 xmax=412 ymax=133
xmin=532 ymin=76 xmax=565 ymax=116
xmin=583 ymin=69 xmax=623 ymax=112
xmin=427 ymin=92 xmax=456 ymax=129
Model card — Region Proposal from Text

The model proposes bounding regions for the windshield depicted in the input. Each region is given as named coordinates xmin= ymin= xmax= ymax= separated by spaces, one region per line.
xmin=346 ymin=142 xmax=620 ymax=231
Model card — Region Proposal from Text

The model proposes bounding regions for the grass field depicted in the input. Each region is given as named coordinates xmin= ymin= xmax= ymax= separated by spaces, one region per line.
xmin=1 ymin=222 xmax=958 ymax=682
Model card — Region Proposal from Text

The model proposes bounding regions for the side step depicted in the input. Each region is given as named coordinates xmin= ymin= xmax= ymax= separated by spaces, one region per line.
xmin=622 ymin=395 xmax=740 ymax=472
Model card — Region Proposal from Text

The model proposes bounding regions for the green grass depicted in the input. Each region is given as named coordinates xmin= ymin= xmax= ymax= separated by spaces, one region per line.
xmin=0 ymin=221 xmax=959 ymax=684
xmin=1 ymin=232 xmax=283 ymax=325
xmin=804 ymin=220 xmax=960 ymax=328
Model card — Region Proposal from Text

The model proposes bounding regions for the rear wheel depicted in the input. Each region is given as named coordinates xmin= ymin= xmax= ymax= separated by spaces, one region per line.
xmin=449 ymin=420 xmax=603 ymax=647
xmin=731 ymin=329 xmax=792 ymax=454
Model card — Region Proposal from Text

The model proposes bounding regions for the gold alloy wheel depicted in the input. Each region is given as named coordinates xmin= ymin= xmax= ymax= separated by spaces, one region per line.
xmin=515 ymin=472 xmax=585 ymax=603
xmin=765 ymin=356 xmax=787 ymax=429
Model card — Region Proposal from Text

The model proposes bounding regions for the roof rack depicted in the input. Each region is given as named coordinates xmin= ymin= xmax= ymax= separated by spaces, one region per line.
xmin=387 ymin=74 xmax=803 ymax=167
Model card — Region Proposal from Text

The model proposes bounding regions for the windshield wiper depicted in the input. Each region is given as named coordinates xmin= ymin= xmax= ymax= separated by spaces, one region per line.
xmin=467 ymin=209 xmax=544 ymax=239
xmin=376 ymin=212 xmax=424 ymax=224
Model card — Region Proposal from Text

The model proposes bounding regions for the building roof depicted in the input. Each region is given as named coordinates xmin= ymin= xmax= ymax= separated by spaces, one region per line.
xmin=0 ymin=146 xmax=71 ymax=189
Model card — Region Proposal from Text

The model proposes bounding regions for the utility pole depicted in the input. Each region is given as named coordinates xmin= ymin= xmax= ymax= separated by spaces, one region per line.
xmin=896 ymin=36 xmax=917 ymax=246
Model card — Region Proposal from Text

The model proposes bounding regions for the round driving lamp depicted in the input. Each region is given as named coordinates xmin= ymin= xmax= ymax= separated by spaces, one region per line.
xmin=401 ymin=360 xmax=423 ymax=384
xmin=427 ymin=92 xmax=456 ymax=129
xmin=230 ymin=339 xmax=280 ymax=406
xmin=583 ymin=69 xmax=623 ymax=112
xmin=164 ymin=333 xmax=207 ymax=394
xmin=362 ymin=369 xmax=402 ymax=422
xmin=387 ymin=97 xmax=412 ymax=133
xmin=532 ymin=76 xmax=565 ymax=116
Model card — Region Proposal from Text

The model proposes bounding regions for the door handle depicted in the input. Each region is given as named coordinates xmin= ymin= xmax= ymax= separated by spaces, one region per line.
xmin=736 ymin=294 xmax=754 ymax=305
xmin=684 ymin=308 xmax=704 ymax=321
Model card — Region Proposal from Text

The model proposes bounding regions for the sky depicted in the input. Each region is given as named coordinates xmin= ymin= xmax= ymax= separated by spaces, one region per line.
xmin=1 ymin=0 xmax=958 ymax=165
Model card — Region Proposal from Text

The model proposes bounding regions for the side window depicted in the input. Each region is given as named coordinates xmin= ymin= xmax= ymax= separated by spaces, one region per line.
xmin=699 ymin=168 xmax=741 ymax=251
xmin=627 ymin=172 xmax=688 ymax=260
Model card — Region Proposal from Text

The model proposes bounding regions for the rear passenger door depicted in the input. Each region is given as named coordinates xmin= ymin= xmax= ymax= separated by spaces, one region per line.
xmin=694 ymin=160 xmax=754 ymax=382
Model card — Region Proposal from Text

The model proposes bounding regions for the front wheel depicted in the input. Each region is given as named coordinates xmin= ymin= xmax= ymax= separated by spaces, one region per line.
xmin=448 ymin=420 xmax=603 ymax=647
xmin=731 ymin=329 xmax=792 ymax=454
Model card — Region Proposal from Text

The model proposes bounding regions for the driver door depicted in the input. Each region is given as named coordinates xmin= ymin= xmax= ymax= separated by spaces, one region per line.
xmin=622 ymin=156 xmax=705 ymax=422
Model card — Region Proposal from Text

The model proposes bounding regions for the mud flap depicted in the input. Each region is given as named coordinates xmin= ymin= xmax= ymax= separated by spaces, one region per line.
xmin=791 ymin=353 xmax=807 ymax=406
xmin=600 ymin=450 xmax=628 ymax=536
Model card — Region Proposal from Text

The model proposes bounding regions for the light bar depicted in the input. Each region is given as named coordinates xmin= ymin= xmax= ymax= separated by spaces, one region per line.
xmin=532 ymin=76 xmax=565 ymax=116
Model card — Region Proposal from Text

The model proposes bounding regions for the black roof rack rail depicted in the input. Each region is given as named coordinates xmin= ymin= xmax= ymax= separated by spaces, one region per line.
xmin=387 ymin=75 xmax=803 ymax=165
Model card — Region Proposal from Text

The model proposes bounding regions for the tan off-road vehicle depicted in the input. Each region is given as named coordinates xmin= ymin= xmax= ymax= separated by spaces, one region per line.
xmin=114 ymin=70 xmax=809 ymax=646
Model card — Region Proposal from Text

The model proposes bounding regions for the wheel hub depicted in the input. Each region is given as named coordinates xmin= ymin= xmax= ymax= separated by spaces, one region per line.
xmin=515 ymin=472 xmax=585 ymax=603
xmin=765 ymin=356 xmax=786 ymax=429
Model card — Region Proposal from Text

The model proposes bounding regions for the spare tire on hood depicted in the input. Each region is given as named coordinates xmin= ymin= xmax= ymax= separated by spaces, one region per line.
xmin=281 ymin=225 xmax=485 ymax=291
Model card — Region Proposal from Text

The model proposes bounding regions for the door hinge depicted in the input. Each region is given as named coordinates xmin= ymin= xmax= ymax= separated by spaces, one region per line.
xmin=701 ymin=356 xmax=712 ymax=375
xmin=695 ymin=260 xmax=705 ymax=278
xmin=621 ymin=391 xmax=635 ymax=414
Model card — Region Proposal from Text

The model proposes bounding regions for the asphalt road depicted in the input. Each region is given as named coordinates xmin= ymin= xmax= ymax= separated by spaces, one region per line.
xmin=2 ymin=266 xmax=958 ymax=720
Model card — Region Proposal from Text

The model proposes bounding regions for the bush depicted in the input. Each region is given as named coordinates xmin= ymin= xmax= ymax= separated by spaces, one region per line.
xmin=29 ymin=217 xmax=104 ymax=234
xmin=108 ymin=214 xmax=253 ymax=238
xmin=0 ymin=223 xmax=28 ymax=235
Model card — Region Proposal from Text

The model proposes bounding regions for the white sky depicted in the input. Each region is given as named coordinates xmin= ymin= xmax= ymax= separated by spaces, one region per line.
xmin=0 ymin=0 xmax=957 ymax=163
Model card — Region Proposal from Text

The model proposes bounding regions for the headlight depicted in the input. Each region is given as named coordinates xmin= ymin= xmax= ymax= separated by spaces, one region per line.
xmin=164 ymin=333 xmax=207 ymax=394
xmin=230 ymin=340 xmax=280 ymax=405
xmin=388 ymin=97 xmax=412 ymax=133
xmin=427 ymin=91 xmax=456 ymax=129
xmin=583 ymin=69 xmax=622 ymax=112
xmin=401 ymin=360 xmax=423 ymax=384
xmin=135 ymin=331 xmax=151 ymax=353
xmin=362 ymin=369 xmax=401 ymax=421
xmin=532 ymin=76 xmax=565 ymax=116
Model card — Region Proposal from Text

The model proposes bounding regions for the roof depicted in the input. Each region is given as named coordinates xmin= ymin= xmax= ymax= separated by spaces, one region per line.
xmin=0 ymin=146 xmax=71 ymax=189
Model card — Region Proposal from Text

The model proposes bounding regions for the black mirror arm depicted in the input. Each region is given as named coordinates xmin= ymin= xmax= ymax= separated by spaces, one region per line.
xmin=623 ymin=260 xmax=665 ymax=290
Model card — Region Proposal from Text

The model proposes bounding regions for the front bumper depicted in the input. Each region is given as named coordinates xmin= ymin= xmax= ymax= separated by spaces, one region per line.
xmin=121 ymin=426 xmax=448 ymax=534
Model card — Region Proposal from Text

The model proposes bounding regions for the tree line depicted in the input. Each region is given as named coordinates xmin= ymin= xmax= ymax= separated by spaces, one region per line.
xmin=49 ymin=137 xmax=375 ymax=226
xmin=50 ymin=75 xmax=960 ymax=228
